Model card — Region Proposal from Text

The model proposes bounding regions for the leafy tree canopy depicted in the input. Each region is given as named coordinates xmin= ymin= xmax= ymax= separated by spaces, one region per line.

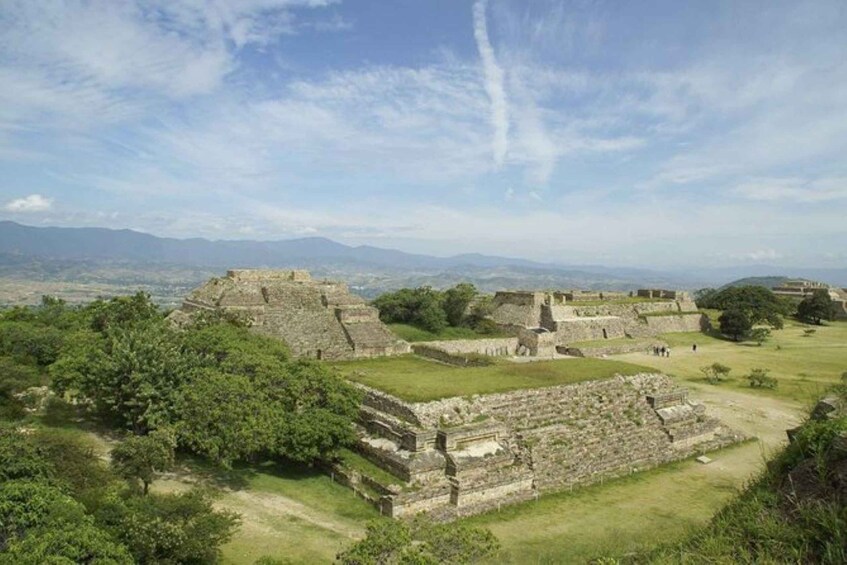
xmin=797 ymin=289 xmax=833 ymax=325
xmin=373 ymin=284 xmax=492 ymax=333
xmin=718 ymin=308 xmax=753 ymax=341
xmin=701 ymin=285 xmax=787 ymax=329
xmin=111 ymin=429 xmax=176 ymax=495
xmin=337 ymin=518 xmax=500 ymax=565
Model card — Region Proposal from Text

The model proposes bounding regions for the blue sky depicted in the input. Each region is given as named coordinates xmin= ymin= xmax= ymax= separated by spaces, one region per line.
xmin=0 ymin=0 xmax=845 ymax=268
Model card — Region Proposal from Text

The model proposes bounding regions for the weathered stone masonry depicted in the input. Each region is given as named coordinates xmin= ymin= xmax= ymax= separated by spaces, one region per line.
xmin=175 ymin=269 xmax=410 ymax=360
xmin=346 ymin=373 xmax=743 ymax=519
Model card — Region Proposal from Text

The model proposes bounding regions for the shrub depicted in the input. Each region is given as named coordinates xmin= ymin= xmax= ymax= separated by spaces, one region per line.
xmin=747 ymin=368 xmax=778 ymax=389
xmin=701 ymin=363 xmax=732 ymax=385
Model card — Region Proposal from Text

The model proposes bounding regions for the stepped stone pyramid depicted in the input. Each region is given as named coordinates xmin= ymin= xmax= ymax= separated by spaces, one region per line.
xmin=178 ymin=269 xmax=410 ymax=360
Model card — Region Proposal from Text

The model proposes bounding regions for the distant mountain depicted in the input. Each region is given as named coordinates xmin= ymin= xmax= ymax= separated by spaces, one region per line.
xmin=1 ymin=221 xmax=845 ymax=305
xmin=0 ymin=220 xmax=684 ymax=286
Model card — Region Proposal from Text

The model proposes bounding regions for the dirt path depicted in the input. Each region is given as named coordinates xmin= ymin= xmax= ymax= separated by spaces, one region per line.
xmin=223 ymin=489 xmax=362 ymax=539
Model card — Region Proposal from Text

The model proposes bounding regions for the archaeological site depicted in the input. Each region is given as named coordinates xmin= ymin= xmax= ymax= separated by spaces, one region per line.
xmin=177 ymin=269 xmax=742 ymax=519
xmin=175 ymin=269 xmax=410 ymax=360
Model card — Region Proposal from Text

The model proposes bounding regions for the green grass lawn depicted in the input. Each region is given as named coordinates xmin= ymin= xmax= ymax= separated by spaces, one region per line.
xmin=332 ymin=355 xmax=654 ymax=402
xmin=617 ymin=319 xmax=847 ymax=404
xmin=387 ymin=323 xmax=511 ymax=342
xmin=464 ymin=443 xmax=757 ymax=564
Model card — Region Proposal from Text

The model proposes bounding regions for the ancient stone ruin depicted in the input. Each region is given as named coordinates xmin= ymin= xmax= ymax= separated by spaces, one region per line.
xmin=176 ymin=269 xmax=410 ymax=360
xmin=488 ymin=289 xmax=708 ymax=357
xmin=339 ymin=374 xmax=743 ymax=519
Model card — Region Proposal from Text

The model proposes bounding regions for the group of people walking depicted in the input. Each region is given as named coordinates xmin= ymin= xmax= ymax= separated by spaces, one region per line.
xmin=653 ymin=345 xmax=671 ymax=357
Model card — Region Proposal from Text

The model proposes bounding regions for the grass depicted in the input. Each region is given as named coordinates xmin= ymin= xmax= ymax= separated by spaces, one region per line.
xmin=332 ymin=355 xmax=654 ymax=402
xmin=463 ymin=443 xmax=758 ymax=564
xmin=616 ymin=319 xmax=847 ymax=403
xmin=337 ymin=448 xmax=403 ymax=487
xmin=154 ymin=457 xmax=379 ymax=565
xmin=387 ymin=323 xmax=511 ymax=342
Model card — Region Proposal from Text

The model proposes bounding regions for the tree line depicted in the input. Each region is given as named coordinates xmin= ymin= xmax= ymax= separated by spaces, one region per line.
xmin=695 ymin=285 xmax=836 ymax=341
xmin=372 ymin=283 xmax=497 ymax=334
xmin=0 ymin=293 xmax=360 ymax=563
xmin=0 ymin=293 xmax=500 ymax=563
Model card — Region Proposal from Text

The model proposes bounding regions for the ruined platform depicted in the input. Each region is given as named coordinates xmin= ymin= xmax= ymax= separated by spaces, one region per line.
xmin=175 ymin=269 xmax=410 ymax=360
xmin=487 ymin=289 xmax=709 ymax=357
xmin=334 ymin=370 xmax=745 ymax=520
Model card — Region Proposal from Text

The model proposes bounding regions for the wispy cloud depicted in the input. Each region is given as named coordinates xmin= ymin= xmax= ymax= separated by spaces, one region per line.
xmin=472 ymin=0 xmax=509 ymax=168
xmin=4 ymin=194 xmax=53 ymax=212
xmin=734 ymin=177 xmax=847 ymax=202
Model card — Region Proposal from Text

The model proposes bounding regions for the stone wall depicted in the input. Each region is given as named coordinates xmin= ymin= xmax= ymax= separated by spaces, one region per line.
xmin=347 ymin=373 xmax=744 ymax=519
xmin=565 ymin=339 xmax=666 ymax=358
xmin=413 ymin=338 xmax=519 ymax=357
xmin=643 ymin=313 xmax=710 ymax=333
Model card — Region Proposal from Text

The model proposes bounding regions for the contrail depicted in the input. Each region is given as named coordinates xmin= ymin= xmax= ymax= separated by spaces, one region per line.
xmin=473 ymin=0 xmax=508 ymax=168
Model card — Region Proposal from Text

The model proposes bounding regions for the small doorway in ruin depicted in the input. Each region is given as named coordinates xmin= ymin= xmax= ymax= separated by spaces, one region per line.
xmin=602 ymin=328 xmax=608 ymax=339
xmin=316 ymin=349 xmax=323 ymax=360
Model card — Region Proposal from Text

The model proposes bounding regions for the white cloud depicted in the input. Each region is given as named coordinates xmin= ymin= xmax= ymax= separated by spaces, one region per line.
xmin=473 ymin=0 xmax=509 ymax=168
xmin=734 ymin=177 xmax=847 ymax=202
xmin=4 ymin=194 xmax=53 ymax=212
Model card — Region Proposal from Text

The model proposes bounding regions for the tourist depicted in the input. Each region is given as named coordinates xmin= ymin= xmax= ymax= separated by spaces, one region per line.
xmin=660 ymin=346 xmax=666 ymax=357
xmin=667 ymin=347 xmax=671 ymax=357
xmin=692 ymin=343 xmax=697 ymax=352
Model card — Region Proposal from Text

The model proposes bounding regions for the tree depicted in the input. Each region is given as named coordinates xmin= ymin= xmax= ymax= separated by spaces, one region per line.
xmin=0 ymin=480 xmax=89 ymax=551
xmin=337 ymin=518 xmax=500 ymax=565
xmin=443 ymin=283 xmax=478 ymax=327
xmin=747 ymin=368 xmax=778 ymax=389
xmin=0 ymin=425 xmax=54 ymax=482
xmin=111 ymin=430 xmax=176 ymax=495
xmin=95 ymin=489 xmax=239 ymax=565
xmin=372 ymin=287 xmax=448 ymax=332
xmin=174 ymin=370 xmax=272 ymax=466
xmin=0 ymin=357 xmax=41 ymax=420
xmin=51 ymin=322 xmax=189 ymax=433
xmin=0 ymin=520 xmax=133 ymax=565
xmin=718 ymin=308 xmax=752 ymax=341
xmin=267 ymin=360 xmax=361 ymax=464
xmin=797 ymin=289 xmax=833 ymax=325
xmin=700 ymin=363 xmax=732 ymax=384
xmin=694 ymin=288 xmax=718 ymax=308
xmin=85 ymin=292 xmax=161 ymax=333
xmin=708 ymin=286 xmax=786 ymax=328
xmin=749 ymin=327 xmax=772 ymax=346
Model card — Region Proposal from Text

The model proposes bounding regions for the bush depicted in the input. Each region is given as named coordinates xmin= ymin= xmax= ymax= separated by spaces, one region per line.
xmin=701 ymin=363 xmax=732 ymax=384
xmin=747 ymin=368 xmax=778 ymax=389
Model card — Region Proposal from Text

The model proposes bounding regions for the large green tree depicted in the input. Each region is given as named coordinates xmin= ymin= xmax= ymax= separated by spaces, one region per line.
xmin=718 ymin=308 xmax=753 ymax=341
xmin=707 ymin=286 xmax=787 ymax=329
xmin=797 ymin=289 xmax=833 ymax=325
xmin=443 ymin=283 xmax=478 ymax=327
xmin=51 ymin=321 xmax=190 ymax=434
xmin=96 ymin=490 xmax=239 ymax=565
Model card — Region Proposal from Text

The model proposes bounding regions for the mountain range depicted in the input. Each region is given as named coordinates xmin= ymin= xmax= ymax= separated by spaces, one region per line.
xmin=0 ymin=221 xmax=845 ymax=303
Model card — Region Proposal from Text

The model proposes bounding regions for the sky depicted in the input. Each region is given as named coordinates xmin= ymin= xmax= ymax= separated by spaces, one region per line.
xmin=0 ymin=0 xmax=845 ymax=269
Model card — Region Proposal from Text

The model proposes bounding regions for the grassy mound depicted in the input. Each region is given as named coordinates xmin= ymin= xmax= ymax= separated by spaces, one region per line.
xmin=332 ymin=355 xmax=654 ymax=402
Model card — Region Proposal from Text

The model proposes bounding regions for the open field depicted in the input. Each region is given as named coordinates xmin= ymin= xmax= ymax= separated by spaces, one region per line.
xmin=332 ymin=355 xmax=654 ymax=402
xmin=617 ymin=319 xmax=847 ymax=403
xmin=387 ymin=323 xmax=511 ymax=342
